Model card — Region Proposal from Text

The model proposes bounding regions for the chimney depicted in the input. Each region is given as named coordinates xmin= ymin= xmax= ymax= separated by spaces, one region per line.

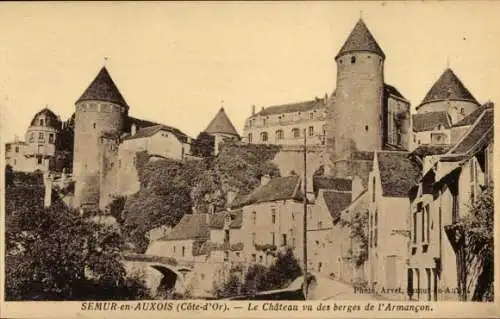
xmin=252 ymin=105 xmax=256 ymax=116
xmin=324 ymin=93 xmax=328 ymax=105
xmin=226 ymin=190 xmax=236 ymax=207
xmin=260 ymin=174 xmax=271 ymax=186
xmin=131 ymin=123 xmax=137 ymax=136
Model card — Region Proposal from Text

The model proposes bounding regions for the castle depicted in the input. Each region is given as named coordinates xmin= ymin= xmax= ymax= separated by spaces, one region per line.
xmin=5 ymin=18 xmax=494 ymax=300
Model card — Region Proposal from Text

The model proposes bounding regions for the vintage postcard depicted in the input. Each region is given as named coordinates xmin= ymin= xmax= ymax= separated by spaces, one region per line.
xmin=0 ymin=1 xmax=499 ymax=318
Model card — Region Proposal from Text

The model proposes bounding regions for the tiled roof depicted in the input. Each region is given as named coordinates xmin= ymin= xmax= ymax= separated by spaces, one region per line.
xmin=411 ymin=145 xmax=452 ymax=157
xmin=385 ymin=84 xmax=407 ymax=101
xmin=322 ymin=190 xmax=352 ymax=222
xmin=453 ymin=102 xmax=494 ymax=127
xmin=255 ymin=98 xmax=326 ymax=117
xmin=126 ymin=116 xmax=160 ymax=130
xmin=448 ymin=108 xmax=493 ymax=156
xmin=209 ymin=209 xmax=243 ymax=229
xmin=157 ymin=213 xmax=210 ymax=241
xmin=412 ymin=111 xmax=451 ymax=132
xmin=123 ymin=124 xmax=189 ymax=143
xmin=418 ymin=68 xmax=479 ymax=108
xmin=336 ymin=19 xmax=385 ymax=59
xmin=351 ymin=150 xmax=374 ymax=161
xmin=377 ymin=151 xmax=422 ymax=197
xmin=313 ymin=176 xmax=352 ymax=194
xmin=204 ymin=108 xmax=239 ymax=137
xmin=231 ymin=176 xmax=303 ymax=208
xmin=29 ymin=107 xmax=61 ymax=128
xmin=76 ymin=67 xmax=128 ymax=107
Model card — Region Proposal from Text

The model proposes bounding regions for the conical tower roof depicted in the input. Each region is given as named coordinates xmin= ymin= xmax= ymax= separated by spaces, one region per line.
xmin=336 ymin=19 xmax=385 ymax=59
xmin=418 ymin=68 xmax=479 ymax=108
xmin=204 ymin=108 xmax=239 ymax=137
xmin=76 ymin=67 xmax=128 ymax=108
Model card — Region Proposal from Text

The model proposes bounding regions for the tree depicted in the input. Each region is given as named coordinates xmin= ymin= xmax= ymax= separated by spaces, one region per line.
xmin=191 ymin=132 xmax=215 ymax=158
xmin=122 ymin=158 xmax=196 ymax=252
xmin=5 ymin=177 xmax=151 ymax=300
xmin=339 ymin=209 xmax=368 ymax=267
xmin=460 ymin=186 xmax=494 ymax=301
xmin=265 ymin=247 xmax=303 ymax=290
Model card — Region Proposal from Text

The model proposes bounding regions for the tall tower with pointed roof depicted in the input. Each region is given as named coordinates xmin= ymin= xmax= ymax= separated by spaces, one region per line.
xmin=416 ymin=68 xmax=479 ymax=123
xmin=204 ymin=107 xmax=240 ymax=155
xmin=329 ymin=19 xmax=385 ymax=177
xmin=72 ymin=67 xmax=128 ymax=209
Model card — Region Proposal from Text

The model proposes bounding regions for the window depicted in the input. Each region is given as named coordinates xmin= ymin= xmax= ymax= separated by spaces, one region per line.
xmin=271 ymin=232 xmax=275 ymax=246
xmin=271 ymin=208 xmax=276 ymax=224
xmin=92 ymin=123 xmax=96 ymax=129
xmin=372 ymin=176 xmax=376 ymax=202
xmin=29 ymin=133 xmax=34 ymax=142
xmin=118 ymin=159 xmax=122 ymax=168
xmin=200 ymin=273 xmax=205 ymax=280
xmin=309 ymin=112 xmax=314 ymax=120
xmin=181 ymin=246 xmax=185 ymax=257
xmin=308 ymin=126 xmax=314 ymax=137
xmin=317 ymin=221 xmax=323 ymax=229
xmin=38 ymin=132 xmax=44 ymax=141
xmin=252 ymin=232 xmax=256 ymax=245
xmin=426 ymin=206 xmax=430 ymax=243
xmin=407 ymin=269 xmax=414 ymax=299
xmin=282 ymin=234 xmax=287 ymax=246
xmin=275 ymin=129 xmax=284 ymax=140
xmin=351 ymin=56 xmax=356 ymax=64
xmin=365 ymin=125 xmax=369 ymax=132
xmin=415 ymin=269 xmax=421 ymax=300
xmin=173 ymin=246 xmax=176 ymax=253
xmin=224 ymin=230 xmax=230 ymax=243
xmin=413 ymin=134 xmax=417 ymax=143
xmin=6 ymin=144 xmax=10 ymax=152
xmin=292 ymin=128 xmax=300 ymax=138
xmin=15 ymin=146 xmax=19 ymax=153
xmin=224 ymin=251 xmax=229 ymax=262
xmin=259 ymin=255 xmax=263 ymax=263
xmin=260 ymin=132 xmax=268 ymax=142
xmin=263 ymin=118 xmax=267 ymax=126
xmin=37 ymin=156 xmax=42 ymax=165
xmin=426 ymin=268 xmax=432 ymax=301
xmin=39 ymin=119 xmax=44 ymax=126
xmin=291 ymin=212 xmax=295 ymax=221
xmin=48 ymin=133 xmax=54 ymax=144
xmin=252 ymin=211 xmax=257 ymax=225
xmin=248 ymin=133 xmax=253 ymax=143
xmin=251 ymin=254 xmax=257 ymax=262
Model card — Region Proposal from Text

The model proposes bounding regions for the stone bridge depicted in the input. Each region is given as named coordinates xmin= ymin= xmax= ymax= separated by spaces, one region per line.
xmin=122 ymin=253 xmax=194 ymax=296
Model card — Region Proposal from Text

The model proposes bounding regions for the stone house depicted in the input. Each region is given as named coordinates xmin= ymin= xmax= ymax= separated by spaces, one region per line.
xmin=5 ymin=108 xmax=60 ymax=172
xmin=366 ymin=150 xmax=421 ymax=299
xmin=407 ymin=106 xmax=493 ymax=301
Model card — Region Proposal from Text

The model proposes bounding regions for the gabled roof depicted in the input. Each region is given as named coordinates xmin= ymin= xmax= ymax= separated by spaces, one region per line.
xmin=444 ymin=108 xmax=493 ymax=159
xmin=417 ymin=68 xmax=479 ymax=109
xmin=209 ymin=209 xmax=243 ymax=229
xmin=313 ymin=176 xmax=352 ymax=195
xmin=29 ymin=107 xmax=61 ymax=128
xmin=254 ymin=98 xmax=326 ymax=117
xmin=157 ymin=213 xmax=210 ymax=241
xmin=411 ymin=144 xmax=452 ymax=157
xmin=123 ymin=124 xmax=189 ymax=143
xmin=453 ymin=102 xmax=494 ymax=127
xmin=412 ymin=111 xmax=451 ymax=132
xmin=384 ymin=84 xmax=407 ymax=101
xmin=377 ymin=151 xmax=422 ymax=198
xmin=76 ymin=67 xmax=128 ymax=107
xmin=204 ymin=108 xmax=240 ymax=137
xmin=322 ymin=191 xmax=352 ymax=222
xmin=231 ymin=176 xmax=303 ymax=208
xmin=336 ymin=19 xmax=385 ymax=59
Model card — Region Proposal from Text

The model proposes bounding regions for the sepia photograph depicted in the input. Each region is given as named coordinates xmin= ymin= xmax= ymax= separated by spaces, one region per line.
xmin=0 ymin=1 xmax=498 ymax=318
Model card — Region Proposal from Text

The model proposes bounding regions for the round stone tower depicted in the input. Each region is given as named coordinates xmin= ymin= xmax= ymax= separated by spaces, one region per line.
xmin=329 ymin=19 xmax=385 ymax=177
xmin=72 ymin=67 xmax=128 ymax=209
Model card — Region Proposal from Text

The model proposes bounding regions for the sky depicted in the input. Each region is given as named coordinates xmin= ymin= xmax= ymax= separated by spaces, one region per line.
xmin=1 ymin=1 xmax=499 ymax=141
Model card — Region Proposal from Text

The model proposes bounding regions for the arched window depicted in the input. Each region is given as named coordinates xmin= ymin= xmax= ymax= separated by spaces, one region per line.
xmin=275 ymin=129 xmax=284 ymax=140
xmin=260 ymin=132 xmax=268 ymax=142
xmin=292 ymin=128 xmax=300 ymax=138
